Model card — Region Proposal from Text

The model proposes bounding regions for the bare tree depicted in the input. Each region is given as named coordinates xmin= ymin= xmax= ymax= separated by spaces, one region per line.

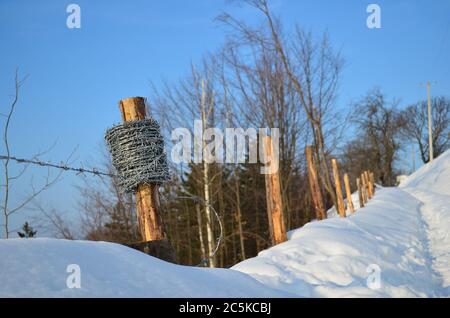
xmin=218 ymin=0 xmax=346 ymax=210
xmin=399 ymin=96 xmax=450 ymax=163
xmin=1 ymin=70 xmax=64 ymax=238
xmin=140 ymin=1 xmax=346 ymax=266
xmin=32 ymin=203 xmax=75 ymax=240
xmin=345 ymin=89 xmax=403 ymax=186
xmin=77 ymin=148 xmax=139 ymax=243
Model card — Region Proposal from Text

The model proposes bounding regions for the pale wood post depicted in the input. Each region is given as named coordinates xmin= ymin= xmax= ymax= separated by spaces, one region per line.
xmin=357 ymin=177 xmax=364 ymax=208
xmin=118 ymin=97 xmax=175 ymax=261
xmin=331 ymin=159 xmax=346 ymax=218
xmin=369 ymin=171 xmax=376 ymax=195
xmin=365 ymin=171 xmax=373 ymax=199
xmin=263 ymin=136 xmax=287 ymax=245
xmin=361 ymin=172 xmax=368 ymax=205
xmin=343 ymin=173 xmax=355 ymax=214
xmin=305 ymin=146 xmax=326 ymax=220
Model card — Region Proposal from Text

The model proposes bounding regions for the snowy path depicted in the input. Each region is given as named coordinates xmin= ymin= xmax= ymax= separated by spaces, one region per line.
xmin=233 ymin=187 xmax=445 ymax=297
xmin=233 ymin=150 xmax=450 ymax=298
xmin=400 ymin=189 xmax=450 ymax=295
xmin=400 ymin=151 xmax=450 ymax=295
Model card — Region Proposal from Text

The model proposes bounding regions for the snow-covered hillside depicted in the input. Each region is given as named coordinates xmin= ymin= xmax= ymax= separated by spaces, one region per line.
xmin=1 ymin=151 xmax=449 ymax=297
xmin=399 ymin=151 xmax=450 ymax=291
xmin=234 ymin=151 xmax=450 ymax=297
xmin=233 ymin=187 xmax=445 ymax=297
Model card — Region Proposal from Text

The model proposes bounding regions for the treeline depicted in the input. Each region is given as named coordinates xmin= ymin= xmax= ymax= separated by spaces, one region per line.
xmin=67 ymin=0 xmax=450 ymax=267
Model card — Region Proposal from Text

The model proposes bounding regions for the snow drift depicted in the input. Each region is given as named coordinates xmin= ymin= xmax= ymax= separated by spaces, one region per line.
xmin=399 ymin=150 xmax=450 ymax=292
xmin=0 ymin=238 xmax=290 ymax=297
xmin=233 ymin=187 xmax=442 ymax=297
xmin=1 ymin=150 xmax=449 ymax=297
xmin=233 ymin=151 xmax=450 ymax=297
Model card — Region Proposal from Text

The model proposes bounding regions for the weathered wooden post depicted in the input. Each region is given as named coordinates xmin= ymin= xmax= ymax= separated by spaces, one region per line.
xmin=361 ymin=172 xmax=368 ymax=204
xmin=343 ymin=173 xmax=355 ymax=214
xmin=263 ymin=135 xmax=287 ymax=245
xmin=369 ymin=171 xmax=376 ymax=195
xmin=367 ymin=172 xmax=372 ymax=199
xmin=108 ymin=97 xmax=175 ymax=262
xmin=305 ymin=146 xmax=326 ymax=220
xmin=357 ymin=177 xmax=364 ymax=208
xmin=365 ymin=171 xmax=373 ymax=199
xmin=331 ymin=159 xmax=346 ymax=218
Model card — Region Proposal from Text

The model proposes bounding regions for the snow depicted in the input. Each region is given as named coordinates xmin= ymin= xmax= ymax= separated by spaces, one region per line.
xmin=326 ymin=185 xmax=380 ymax=218
xmin=399 ymin=151 xmax=450 ymax=195
xmin=1 ymin=150 xmax=449 ymax=297
xmin=0 ymin=238 xmax=290 ymax=297
xmin=232 ymin=151 xmax=450 ymax=297
xmin=399 ymin=150 xmax=450 ymax=293
xmin=233 ymin=188 xmax=443 ymax=297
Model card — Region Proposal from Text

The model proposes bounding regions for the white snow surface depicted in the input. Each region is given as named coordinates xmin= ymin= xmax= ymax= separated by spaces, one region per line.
xmin=0 ymin=238 xmax=290 ymax=297
xmin=234 ymin=151 xmax=450 ymax=297
xmin=399 ymin=150 xmax=450 ymax=292
xmin=1 ymin=151 xmax=449 ymax=297
xmin=233 ymin=187 xmax=443 ymax=297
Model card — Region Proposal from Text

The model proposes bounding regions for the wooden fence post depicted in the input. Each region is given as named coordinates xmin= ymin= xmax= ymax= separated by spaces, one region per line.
xmin=361 ymin=173 xmax=368 ymax=205
xmin=357 ymin=177 xmax=364 ymax=208
xmin=305 ymin=146 xmax=326 ymax=220
xmin=263 ymin=136 xmax=287 ymax=245
xmin=118 ymin=97 xmax=175 ymax=262
xmin=369 ymin=171 xmax=376 ymax=195
xmin=343 ymin=173 xmax=354 ymax=214
xmin=365 ymin=171 xmax=373 ymax=199
xmin=331 ymin=159 xmax=346 ymax=218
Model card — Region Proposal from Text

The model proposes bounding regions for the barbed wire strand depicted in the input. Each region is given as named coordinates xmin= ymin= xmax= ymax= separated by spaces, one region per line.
xmin=0 ymin=154 xmax=114 ymax=177
xmin=1 ymin=153 xmax=223 ymax=267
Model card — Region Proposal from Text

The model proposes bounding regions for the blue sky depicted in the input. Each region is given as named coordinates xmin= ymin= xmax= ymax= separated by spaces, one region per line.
xmin=0 ymin=0 xmax=449 ymax=236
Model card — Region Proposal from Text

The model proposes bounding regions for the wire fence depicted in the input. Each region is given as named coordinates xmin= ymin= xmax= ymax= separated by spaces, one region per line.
xmin=0 ymin=154 xmax=114 ymax=178
xmin=0 ymin=153 xmax=223 ymax=266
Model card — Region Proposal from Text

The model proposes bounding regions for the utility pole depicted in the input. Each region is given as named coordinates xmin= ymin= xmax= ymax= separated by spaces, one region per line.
xmin=426 ymin=81 xmax=434 ymax=162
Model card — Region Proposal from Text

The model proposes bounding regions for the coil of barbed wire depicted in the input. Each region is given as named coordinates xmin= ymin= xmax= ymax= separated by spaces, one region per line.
xmin=105 ymin=119 xmax=169 ymax=193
